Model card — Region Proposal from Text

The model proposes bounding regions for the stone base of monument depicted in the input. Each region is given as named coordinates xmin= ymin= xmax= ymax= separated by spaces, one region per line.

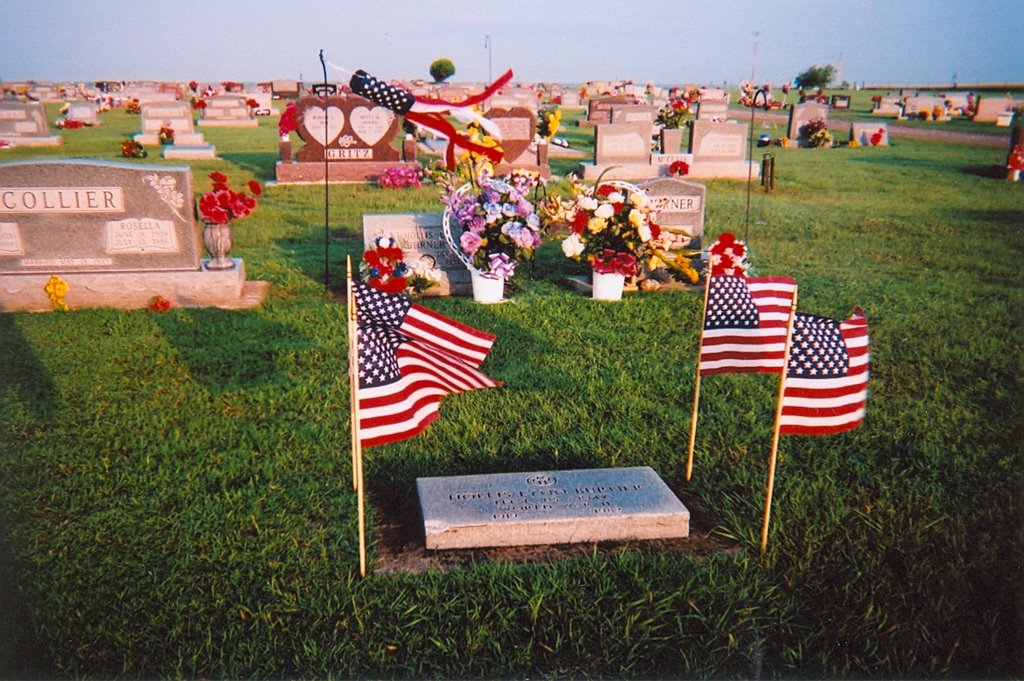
xmin=134 ymin=133 xmax=207 ymax=146
xmin=274 ymin=161 xmax=420 ymax=184
xmin=163 ymin=144 xmax=218 ymax=160
xmin=5 ymin=136 xmax=63 ymax=147
xmin=417 ymin=466 xmax=689 ymax=550
xmin=197 ymin=119 xmax=259 ymax=128
xmin=565 ymin=274 xmax=701 ymax=296
xmin=578 ymin=158 xmax=759 ymax=181
xmin=0 ymin=258 xmax=268 ymax=312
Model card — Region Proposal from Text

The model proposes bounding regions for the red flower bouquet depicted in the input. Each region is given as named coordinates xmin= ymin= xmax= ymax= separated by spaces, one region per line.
xmin=197 ymin=172 xmax=261 ymax=225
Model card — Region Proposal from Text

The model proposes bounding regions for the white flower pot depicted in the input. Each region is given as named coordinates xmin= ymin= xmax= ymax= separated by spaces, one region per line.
xmin=471 ymin=270 xmax=504 ymax=304
xmin=592 ymin=271 xmax=625 ymax=301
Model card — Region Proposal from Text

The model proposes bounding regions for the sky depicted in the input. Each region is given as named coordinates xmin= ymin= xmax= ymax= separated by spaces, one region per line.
xmin=0 ymin=0 xmax=1020 ymax=88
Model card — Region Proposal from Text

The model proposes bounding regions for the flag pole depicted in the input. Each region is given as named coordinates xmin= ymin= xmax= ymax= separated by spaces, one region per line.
xmin=760 ymin=286 xmax=798 ymax=553
xmin=346 ymin=257 xmax=367 ymax=576
xmin=686 ymin=264 xmax=714 ymax=481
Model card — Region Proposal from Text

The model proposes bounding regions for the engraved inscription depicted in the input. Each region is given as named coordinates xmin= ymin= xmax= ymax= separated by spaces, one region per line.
xmin=106 ymin=218 xmax=179 ymax=253
xmin=0 ymin=223 xmax=23 ymax=255
xmin=0 ymin=187 xmax=125 ymax=214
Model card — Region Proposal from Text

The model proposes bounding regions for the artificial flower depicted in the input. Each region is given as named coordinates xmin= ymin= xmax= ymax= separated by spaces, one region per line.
xmin=442 ymin=168 xmax=544 ymax=279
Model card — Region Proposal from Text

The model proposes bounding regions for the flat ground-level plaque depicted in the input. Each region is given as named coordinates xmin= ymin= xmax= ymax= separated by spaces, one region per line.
xmin=417 ymin=466 xmax=689 ymax=550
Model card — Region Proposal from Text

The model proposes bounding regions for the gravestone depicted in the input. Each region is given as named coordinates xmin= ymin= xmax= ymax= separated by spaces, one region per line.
xmin=275 ymin=94 xmax=418 ymax=184
xmin=485 ymin=106 xmax=550 ymax=177
xmin=973 ymin=95 xmax=1014 ymax=123
xmin=362 ymin=213 xmax=468 ymax=295
xmin=0 ymin=101 xmax=62 ymax=147
xmin=872 ymin=94 xmax=902 ymax=117
xmin=198 ymin=95 xmax=257 ymax=127
xmin=0 ymin=160 xmax=267 ymax=311
xmin=594 ymin=123 xmax=652 ymax=165
xmin=850 ymin=122 xmax=889 ymax=146
xmin=66 ymin=103 xmax=100 ymax=126
xmin=272 ymin=80 xmax=301 ymax=100
xmin=640 ymin=177 xmax=705 ymax=244
xmin=903 ymin=95 xmax=946 ymax=118
xmin=610 ymin=105 xmax=659 ymax=126
xmin=135 ymin=101 xmax=216 ymax=159
xmin=560 ymin=91 xmax=582 ymax=108
xmin=418 ymin=466 xmax=690 ymax=550
xmin=581 ymin=95 xmax=631 ymax=127
xmin=242 ymin=91 xmax=274 ymax=116
xmin=689 ymin=120 xmax=747 ymax=161
xmin=787 ymin=102 xmax=829 ymax=147
xmin=696 ymin=88 xmax=730 ymax=121
xmin=830 ymin=94 xmax=851 ymax=110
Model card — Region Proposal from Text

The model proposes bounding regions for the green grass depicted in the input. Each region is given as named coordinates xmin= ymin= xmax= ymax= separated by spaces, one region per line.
xmin=1 ymin=100 xmax=1022 ymax=679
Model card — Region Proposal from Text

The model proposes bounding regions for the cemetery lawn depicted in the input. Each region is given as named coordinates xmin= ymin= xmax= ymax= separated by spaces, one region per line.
xmin=1 ymin=105 xmax=1022 ymax=679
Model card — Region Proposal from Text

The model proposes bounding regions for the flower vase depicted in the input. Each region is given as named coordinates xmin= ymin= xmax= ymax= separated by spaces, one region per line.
xmin=202 ymin=221 xmax=235 ymax=270
xmin=470 ymin=270 xmax=504 ymax=304
xmin=1009 ymin=169 xmax=1020 ymax=182
xmin=592 ymin=271 xmax=625 ymax=301
xmin=660 ymin=127 xmax=684 ymax=154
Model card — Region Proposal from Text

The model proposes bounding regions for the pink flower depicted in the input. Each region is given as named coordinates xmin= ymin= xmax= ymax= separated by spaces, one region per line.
xmin=460 ymin=231 xmax=483 ymax=254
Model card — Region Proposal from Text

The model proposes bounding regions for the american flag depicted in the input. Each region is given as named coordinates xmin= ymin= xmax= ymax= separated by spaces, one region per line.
xmin=353 ymin=282 xmax=501 ymax=448
xmin=699 ymin=275 xmax=798 ymax=375
xmin=779 ymin=307 xmax=869 ymax=435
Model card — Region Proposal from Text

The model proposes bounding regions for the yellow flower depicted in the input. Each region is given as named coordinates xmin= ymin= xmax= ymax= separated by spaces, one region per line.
xmin=587 ymin=217 xmax=607 ymax=234
xmin=44 ymin=275 xmax=69 ymax=311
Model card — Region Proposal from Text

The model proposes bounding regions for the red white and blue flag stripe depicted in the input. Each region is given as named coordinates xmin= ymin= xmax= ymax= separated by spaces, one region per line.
xmin=699 ymin=275 xmax=798 ymax=375
xmin=353 ymin=282 xmax=501 ymax=447
xmin=779 ymin=307 xmax=870 ymax=435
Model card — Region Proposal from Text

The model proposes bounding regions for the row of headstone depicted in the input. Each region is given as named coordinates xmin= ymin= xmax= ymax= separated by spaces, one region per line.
xmin=0 ymin=160 xmax=266 ymax=311
xmin=134 ymin=102 xmax=216 ymax=159
xmin=198 ymin=95 xmax=258 ymax=128
xmin=579 ymin=116 xmax=754 ymax=181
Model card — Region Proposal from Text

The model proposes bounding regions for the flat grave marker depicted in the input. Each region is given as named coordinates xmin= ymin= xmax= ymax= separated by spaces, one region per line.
xmin=362 ymin=213 xmax=468 ymax=295
xmin=418 ymin=466 xmax=690 ymax=550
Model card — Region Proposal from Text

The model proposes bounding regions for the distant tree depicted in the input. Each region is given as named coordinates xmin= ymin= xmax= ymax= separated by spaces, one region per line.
xmin=794 ymin=64 xmax=836 ymax=90
xmin=429 ymin=58 xmax=456 ymax=83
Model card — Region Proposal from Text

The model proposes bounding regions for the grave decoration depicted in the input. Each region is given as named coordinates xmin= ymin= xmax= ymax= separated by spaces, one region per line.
xmin=1007 ymin=144 xmax=1024 ymax=181
xmin=655 ymin=97 xmax=691 ymax=153
xmin=686 ymin=231 xmax=870 ymax=550
xmin=196 ymin=171 xmax=262 ymax=270
xmin=542 ymin=177 xmax=698 ymax=300
xmin=360 ymin=235 xmax=441 ymax=295
xmin=347 ymin=265 xmax=501 ymax=574
xmin=0 ymin=159 xmax=267 ymax=311
xmin=345 ymin=66 xmax=514 ymax=169
xmin=441 ymin=168 xmax=544 ymax=303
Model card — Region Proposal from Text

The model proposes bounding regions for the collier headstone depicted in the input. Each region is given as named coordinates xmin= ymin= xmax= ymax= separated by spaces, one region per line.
xmin=0 ymin=159 xmax=267 ymax=311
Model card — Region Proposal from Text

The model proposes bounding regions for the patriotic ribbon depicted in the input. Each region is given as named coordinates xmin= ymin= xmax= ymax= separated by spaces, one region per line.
xmin=348 ymin=68 xmax=514 ymax=169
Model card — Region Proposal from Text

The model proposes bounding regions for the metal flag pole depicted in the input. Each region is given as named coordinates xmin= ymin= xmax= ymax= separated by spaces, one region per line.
xmin=319 ymin=50 xmax=330 ymax=292
xmin=760 ymin=286 xmax=799 ymax=554
xmin=744 ymin=31 xmax=759 ymax=243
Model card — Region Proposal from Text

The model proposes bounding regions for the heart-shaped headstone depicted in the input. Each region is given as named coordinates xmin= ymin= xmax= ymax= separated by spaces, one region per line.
xmin=485 ymin=107 xmax=536 ymax=163
xmin=302 ymin=106 xmax=344 ymax=147
xmin=349 ymin=106 xmax=394 ymax=147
